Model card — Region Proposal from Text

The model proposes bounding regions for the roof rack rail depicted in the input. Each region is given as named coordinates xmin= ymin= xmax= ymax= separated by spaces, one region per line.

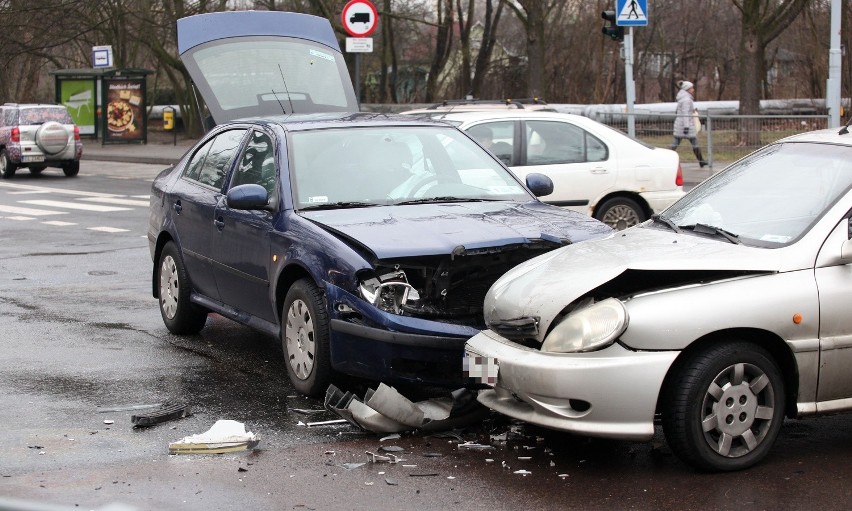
xmin=426 ymin=97 xmax=548 ymax=110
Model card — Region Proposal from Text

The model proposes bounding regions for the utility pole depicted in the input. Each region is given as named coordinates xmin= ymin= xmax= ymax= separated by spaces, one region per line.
xmin=827 ymin=0 xmax=842 ymax=128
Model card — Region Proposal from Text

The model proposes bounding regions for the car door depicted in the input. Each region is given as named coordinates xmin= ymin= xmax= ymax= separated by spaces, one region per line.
xmin=171 ymin=128 xmax=248 ymax=302
xmin=513 ymin=119 xmax=617 ymax=215
xmin=814 ymin=213 xmax=852 ymax=404
xmin=210 ymin=129 xmax=278 ymax=323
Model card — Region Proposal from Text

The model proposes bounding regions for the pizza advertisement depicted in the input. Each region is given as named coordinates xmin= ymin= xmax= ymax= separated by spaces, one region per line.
xmin=103 ymin=79 xmax=145 ymax=142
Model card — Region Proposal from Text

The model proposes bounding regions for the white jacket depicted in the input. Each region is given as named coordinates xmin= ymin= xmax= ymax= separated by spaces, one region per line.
xmin=673 ymin=89 xmax=697 ymax=138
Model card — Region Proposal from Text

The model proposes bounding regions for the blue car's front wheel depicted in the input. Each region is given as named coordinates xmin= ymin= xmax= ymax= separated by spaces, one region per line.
xmin=283 ymin=278 xmax=331 ymax=397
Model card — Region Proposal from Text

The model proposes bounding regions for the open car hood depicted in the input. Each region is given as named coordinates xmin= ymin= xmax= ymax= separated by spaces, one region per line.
xmin=300 ymin=202 xmax=611 ymax=260
xmin=177 ymin=11 xmax=358 ymax=125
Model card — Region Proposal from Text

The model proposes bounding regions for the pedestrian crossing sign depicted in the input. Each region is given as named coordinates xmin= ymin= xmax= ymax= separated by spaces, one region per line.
xmin=616 ymin=0 xmax=648 ymax=26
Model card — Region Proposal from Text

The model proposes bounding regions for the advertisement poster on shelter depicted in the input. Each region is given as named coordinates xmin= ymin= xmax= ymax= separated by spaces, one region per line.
xmin=60 ymin=80 xmax=96 ymax=136
xmin=103 ymin=79 xmax=145 ymax=142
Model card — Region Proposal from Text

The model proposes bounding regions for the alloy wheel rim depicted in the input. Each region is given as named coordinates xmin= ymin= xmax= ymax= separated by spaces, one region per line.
xmin=602 ymin=205 xmax=639 ymax=230
xmin=285 ymin=299 xmax=315 ymax=380
xmin=159 ymin=255 xmax=179 ymax=320
xmin=700 ymin=362 xmax=775 ymax=458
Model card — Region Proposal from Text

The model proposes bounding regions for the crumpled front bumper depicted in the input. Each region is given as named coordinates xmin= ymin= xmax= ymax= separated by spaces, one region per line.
xmin=465 ymin=329 xmax=680 ymax=441
xmin=325 ymin=284 xmax=479 ymax=387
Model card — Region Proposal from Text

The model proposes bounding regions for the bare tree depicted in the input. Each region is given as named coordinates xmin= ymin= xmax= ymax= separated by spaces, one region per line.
xmin=733 ymin=0 xmax=810 ymax=143
xmin=426 ymin=0 xmax=454 ymax=102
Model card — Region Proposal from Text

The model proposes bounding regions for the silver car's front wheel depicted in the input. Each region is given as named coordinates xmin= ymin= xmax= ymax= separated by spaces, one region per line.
xmin=662 ymin=341 xmax=785 ymax=472
xmin=282 ymin=279 xmax=331 ymax=397
xmin=159 ymin=255 xmax=180 ymax=320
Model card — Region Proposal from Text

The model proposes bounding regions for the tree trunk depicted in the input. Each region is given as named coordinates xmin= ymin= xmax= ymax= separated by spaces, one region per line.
xmin=524 ymin=2 xmax=545 ymax=98
xmin=737 ymin=27 xmax=764 ymax=145
xmin=471 ymin=0 xmax=504 ymax=98
xmin=426 ymin=0 xmax=454 ymax=102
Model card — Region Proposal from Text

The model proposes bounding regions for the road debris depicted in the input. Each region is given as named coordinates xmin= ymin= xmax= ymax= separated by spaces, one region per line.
xmin=409 ymin=473 xmax=438 ymax=477
xmin=97 ymin=403 xmax=163 ymax=413
xmin=340 ymin=462 xmax=366 ymax=470
xmin=324 ymin=384 xmax=488 ymax=434
xmin=365 ymin=451 xmax=404 ymax=464
xmin=513 ymin=470 xmax=532 ymax=476
xmin=305 ymin=419 xmax=349 ymax=427
xmin=385 ymin=478 xmax=399 ymax=486
xmin=379 ymin=433 xmax=401 ymax=442
xmin=457 ymin=441 xmax=494 ymax=450
xmin=168 ymin=420 xmax=259 ymax=454
xmin=289 ymin=408 xmax=326 ymax=415
xmin=131 ymin=402 xmax=190 ymax=427
xmin=379 ymin=445 xmax=404 ymax=453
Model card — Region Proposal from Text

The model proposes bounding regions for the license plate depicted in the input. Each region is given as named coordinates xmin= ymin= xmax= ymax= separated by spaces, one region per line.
xmin=22 ymin=155 xmax=45 ymax=163
xmin=463 ymin=349 xmax=499 ymax=386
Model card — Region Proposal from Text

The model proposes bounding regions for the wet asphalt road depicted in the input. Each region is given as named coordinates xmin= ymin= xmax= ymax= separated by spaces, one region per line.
xmin=1 ymin=162 xmax=852 ymax=510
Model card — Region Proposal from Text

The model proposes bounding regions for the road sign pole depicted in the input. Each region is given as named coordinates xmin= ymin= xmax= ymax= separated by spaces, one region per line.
xmin=355 ymin=53 xmax=361 ymax=107
xmin=624 ymin=27 xmax=636 ymax=138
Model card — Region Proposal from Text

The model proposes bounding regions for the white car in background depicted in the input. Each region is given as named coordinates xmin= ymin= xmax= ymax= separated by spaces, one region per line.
xmin=411 ymin=111 xmax=684 ymax=230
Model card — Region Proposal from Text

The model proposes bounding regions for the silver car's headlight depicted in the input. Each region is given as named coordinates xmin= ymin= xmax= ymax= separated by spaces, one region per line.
xmin=542 ymin=298 xmax=628 ymax=353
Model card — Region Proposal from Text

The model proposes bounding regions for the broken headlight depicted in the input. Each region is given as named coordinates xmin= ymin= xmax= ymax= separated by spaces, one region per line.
xmin=358 ymin=269 xmax=421 ymax=315
xmin=542 ymin=298 xmax=627 ymax=353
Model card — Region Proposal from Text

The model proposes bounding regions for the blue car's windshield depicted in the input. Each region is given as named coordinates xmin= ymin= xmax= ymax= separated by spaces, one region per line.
xmin=289 ymin=126 xmax=532 ymax=209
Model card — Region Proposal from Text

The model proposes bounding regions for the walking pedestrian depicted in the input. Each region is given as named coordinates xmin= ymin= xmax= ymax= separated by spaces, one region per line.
xmin=670 ymin=80 xmax=708 ymax=168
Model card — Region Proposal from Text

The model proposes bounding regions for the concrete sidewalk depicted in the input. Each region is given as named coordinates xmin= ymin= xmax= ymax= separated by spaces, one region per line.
xmin=81 ymin=134 xmax=197 ymax=166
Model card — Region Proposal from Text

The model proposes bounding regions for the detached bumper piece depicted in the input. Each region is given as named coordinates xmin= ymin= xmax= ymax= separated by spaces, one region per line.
xmin=131 ymin=402 xmax=191 ymax=427
xmin=324 ymin=383 xmax=488 ymax=434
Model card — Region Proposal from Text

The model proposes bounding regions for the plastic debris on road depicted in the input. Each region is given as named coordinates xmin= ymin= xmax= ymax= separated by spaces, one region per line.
xmin=324 ymin=383 xmax=488 ymax=434
xmin=168 ymin=420 xmax=259 ymax=454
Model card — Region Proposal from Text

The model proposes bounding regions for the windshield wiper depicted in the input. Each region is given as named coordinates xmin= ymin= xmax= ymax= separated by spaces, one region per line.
xmin=650 ymin=213 xmax=681 ymax=233
xmin=394 ymin=196 xmax=500 ymax=205
xmin=299 ymin=201 xmax=381 ymax=211
xmin=680 ymin=223 xmax=741 ymax=244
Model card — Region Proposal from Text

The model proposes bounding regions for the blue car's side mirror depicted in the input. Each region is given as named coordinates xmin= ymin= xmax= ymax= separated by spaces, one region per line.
xmin=526 ymin=173 xmax=554 ymax=198
xmin=227 ymin=184 xmax=269 ymax=210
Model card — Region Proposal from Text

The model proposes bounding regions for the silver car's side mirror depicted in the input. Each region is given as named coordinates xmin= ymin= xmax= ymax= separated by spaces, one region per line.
xmin=842 ymin=218 xmax=852 ymax=262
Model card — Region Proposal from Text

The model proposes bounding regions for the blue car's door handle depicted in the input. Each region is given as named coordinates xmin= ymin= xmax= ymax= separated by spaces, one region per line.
xmin=173 ymin=201 xmax=182 ymax=214
xmin=214 ymin=217 xmax=225 ymax=231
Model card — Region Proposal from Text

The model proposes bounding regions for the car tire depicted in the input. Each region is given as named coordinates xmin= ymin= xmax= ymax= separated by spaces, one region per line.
xmin=63 ymin=161 xmax=80 ymax=177
xmin=282 ymin=278 xmax=331 ymax=397
xmin=662 ymin=341 xmax=785 ymax=472
xmin=0 ymin=149 xmax=16 ymax=179
xmin=29 ymin=165 xmax=46 ymax=175
xmin=157 ymin=241 xmax=208 ymax=335
xmin=594 ymin=196 xmax=645 ymax=230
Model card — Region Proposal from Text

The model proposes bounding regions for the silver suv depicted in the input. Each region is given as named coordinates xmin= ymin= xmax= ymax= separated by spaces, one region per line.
xmin=0 ymin=103 xmax=83 ymax=178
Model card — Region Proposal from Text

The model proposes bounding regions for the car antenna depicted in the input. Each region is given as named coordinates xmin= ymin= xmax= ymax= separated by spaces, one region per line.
xmin=278 ymin=64 xmax=295 ymax=115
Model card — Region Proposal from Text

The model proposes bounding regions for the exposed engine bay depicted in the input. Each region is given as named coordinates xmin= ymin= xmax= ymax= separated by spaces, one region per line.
xmin=358 ymin=242 xmax=562 ymax=328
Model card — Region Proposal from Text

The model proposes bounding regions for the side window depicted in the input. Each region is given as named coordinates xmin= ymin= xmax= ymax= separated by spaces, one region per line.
xmin=183 ymin=138 xmax=214 ymax=182
xmin=2 ymin=107 xmax=17 ymax=127
xmin=526 ymin=120 xmax=608 ymax=165
xmin=195 ymin=129 xmax=247 ymax=189
xmin=0 ymin=108 xmax=5 ymax=127
xmin=231 ymin=130 xmax=276 ymax=196
xmin=466 ymin=121 xmax=515 ymax=165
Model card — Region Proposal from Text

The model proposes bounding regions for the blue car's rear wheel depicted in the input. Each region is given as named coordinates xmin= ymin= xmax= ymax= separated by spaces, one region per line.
xmin=157 ymin=241 xmax=207 ymax=335
xmin=283 ymin=279 xmax=331 ymax=397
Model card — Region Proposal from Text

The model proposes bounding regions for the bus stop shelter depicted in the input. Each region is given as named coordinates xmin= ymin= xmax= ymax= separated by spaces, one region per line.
xmin=50 ymin=68 xmax=151 ymax=144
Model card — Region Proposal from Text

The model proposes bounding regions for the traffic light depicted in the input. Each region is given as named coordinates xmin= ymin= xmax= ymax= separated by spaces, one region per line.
xmin=601 ymin=10 xmax=624 ymax=42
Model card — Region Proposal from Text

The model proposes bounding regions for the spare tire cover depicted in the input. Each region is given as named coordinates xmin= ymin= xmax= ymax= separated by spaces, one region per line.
xmin=35 ymin=122 xmax=70 ymax=155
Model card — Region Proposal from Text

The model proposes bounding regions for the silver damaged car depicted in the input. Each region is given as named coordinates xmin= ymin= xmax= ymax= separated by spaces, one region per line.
xmin=464 ymin=128 xmax=852 ymax=471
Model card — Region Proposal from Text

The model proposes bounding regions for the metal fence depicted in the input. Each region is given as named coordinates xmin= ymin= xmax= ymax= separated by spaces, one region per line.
xmin=600 ymin=113 xmax=830 ymax=168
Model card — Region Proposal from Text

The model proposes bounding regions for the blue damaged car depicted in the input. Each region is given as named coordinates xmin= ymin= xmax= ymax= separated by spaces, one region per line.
xmin=148 ymin=11 xmax=612 ymax=396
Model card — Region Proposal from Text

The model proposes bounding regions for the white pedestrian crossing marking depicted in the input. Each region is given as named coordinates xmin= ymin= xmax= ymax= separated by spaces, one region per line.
xmin=131 ymin=195 xmax=150 ymax=199
xmin=0 ymin=205 xmax=67 ymax=216
xmin=88 ymin=226 xmax=130 ymax=233
xmin=42 ymin=220 xmax=77 ymax=226
xmin=0 ymin=181 xmax=120 ymax=197
xmin=20 ymin=200 xmax=131 ymax=212
xmin=81 ymin=197 xmax=150 ymax=207
xmin=9 ymin=190 xmax=50 ymax=195
xmin=4 ymin=216 xmax=36 ymax=221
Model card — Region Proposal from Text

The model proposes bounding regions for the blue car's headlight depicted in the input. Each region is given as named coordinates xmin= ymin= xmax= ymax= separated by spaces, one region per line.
xmin=358 ymin=270 xmax=420 ymax=315
xmin=542 ymin=298 xmax=628 ymax=353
